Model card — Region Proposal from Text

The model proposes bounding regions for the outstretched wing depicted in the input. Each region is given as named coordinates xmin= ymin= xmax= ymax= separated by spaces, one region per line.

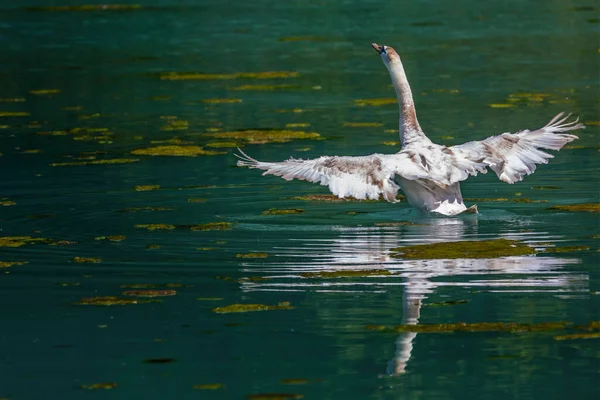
xmin=449 ymin=113 xmax=583 ymax=184
xmin=235 ymin=149 xmax=428 ymax=202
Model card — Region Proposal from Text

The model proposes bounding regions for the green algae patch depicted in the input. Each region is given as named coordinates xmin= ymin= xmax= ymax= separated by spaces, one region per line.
xmin=159 ymin=71 xmax=298 ymax=80
xmin=202 ymin=98 xmax=243 ymax=104
xmin=187 ymin=198 xmax=207 ymax=203
xmin=135 ymin=224 xmax=176 ymax=231
xmin=343 ymin=122 xmax=384 ymax=127
xmin=213 ymin=302 xmax=294 ymax=314
xmin=0 ymin=261 xmax=28 ymax=268
xmin=74 ymin=257 xmax=101 ymax=263
xmin=0 ymin=111 xmax=30 ymax=117
xmin=301 ymin=269 xmax=391 ymax=279
xmin=0 ymin=200 xmax=16 ymax=206
xmin=122 ymin=290 xmax=176 ymax=297
xmin=554 ymin=332 xmax=600 ymax=341
xmin=205 ymin=141 xmax=239 ymax=148
xmin=549 ymin=203 xmax=600 ymax=212
xmin=193 ymin=383 xmax=224 ymax=390
xmin=28 ymin=89 xmax=61 ymax=95
xmin=80 ymin=382 xmax=118 ymax=390
xmin=236 ymin=252 xmax=269 ymax=259
xmin=544 ymin=246 xmax=590 ymax=253
xmin=187 ymin=222 xmax=233 ymax=231
xmin=207 ymin=129 xmax=321 ymax=144
xmin=366 ymin=321 xmax=570 ymax=334
xmin=131 ymin=145 xmax=224 ymax=156
xmin=354 ymin=98 xmax=397 ymax=107
xmin=262 ymin=208 xmax=304 ymax=215
xmin=95 ymin=235 xmax=126 ymax=242
xmin=160 ymin=119 xmax=189 ymax=131
xmin=0 ymin=236 xmax=51 ymax=247
xmin=135 ymin=185 xmax=160 ymax=191
xmin=50 ymin=158 xmax=139 ymax=167
xmin=464 ymin=197 xmax=509 ymax=202
xmin=531 ymin=185 xmax=559 ymax=190
xmin=390 ymin=239 xmax=536 ymax=260
xmin=75 ymin=296 xmax=161 ymax=306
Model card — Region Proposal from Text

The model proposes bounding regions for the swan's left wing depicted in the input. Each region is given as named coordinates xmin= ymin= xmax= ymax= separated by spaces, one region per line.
xmin=448 ymin=113 xmax=583 ymax=184
xmin=235 ymin=149 xmax=428 ymax=202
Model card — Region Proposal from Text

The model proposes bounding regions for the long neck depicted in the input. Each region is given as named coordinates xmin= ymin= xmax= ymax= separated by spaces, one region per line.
xmin=387 ymin=61 xmax=425 ymax=147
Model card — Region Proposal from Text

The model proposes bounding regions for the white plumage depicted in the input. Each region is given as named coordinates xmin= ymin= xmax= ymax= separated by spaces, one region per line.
xmin=236 ymin=43 xmax=584 ymax=216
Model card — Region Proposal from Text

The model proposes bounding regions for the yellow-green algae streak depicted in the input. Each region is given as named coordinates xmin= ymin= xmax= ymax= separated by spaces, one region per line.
xmin=549 ymin=203 xmax=600 ymax=212
xmin=131 ymin=145 xmax=225 ymax=157
xmin=213 ymin=302 xmax=294 ymax=314
xmin=207 ymin=130 xmax=321 ymax=144
xmin=390 ymin=239 xmax=536 ymax=259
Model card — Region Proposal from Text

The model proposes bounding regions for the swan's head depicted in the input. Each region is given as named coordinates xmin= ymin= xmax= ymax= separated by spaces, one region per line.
xmin=372 ymin=43 xmax=400 ymax=65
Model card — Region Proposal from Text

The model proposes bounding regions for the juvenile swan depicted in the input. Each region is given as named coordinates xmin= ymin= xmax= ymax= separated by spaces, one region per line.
xmin=236 ymin=43 xmax=584 ymax=216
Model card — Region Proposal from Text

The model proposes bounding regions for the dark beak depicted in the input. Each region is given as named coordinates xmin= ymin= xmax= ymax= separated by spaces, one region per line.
xmin=371 ymin=43 xmax=384 ymax=54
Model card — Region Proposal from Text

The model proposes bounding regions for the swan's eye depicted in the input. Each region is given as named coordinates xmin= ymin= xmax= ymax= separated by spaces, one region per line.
xmin=382 ymin=46 xmax=387 ymax=54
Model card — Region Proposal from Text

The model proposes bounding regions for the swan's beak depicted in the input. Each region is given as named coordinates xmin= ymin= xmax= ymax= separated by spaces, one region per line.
xmin=372 ymin=43 xmax=384 ymax=54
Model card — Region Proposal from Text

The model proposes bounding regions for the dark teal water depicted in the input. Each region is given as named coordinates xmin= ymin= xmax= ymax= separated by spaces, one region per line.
xmin=1 ymin=1 xmax=599 ymax=399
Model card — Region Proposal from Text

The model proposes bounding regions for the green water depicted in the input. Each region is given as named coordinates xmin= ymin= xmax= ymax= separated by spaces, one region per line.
xmin=1 ymin=1 xmax=599 ymax=399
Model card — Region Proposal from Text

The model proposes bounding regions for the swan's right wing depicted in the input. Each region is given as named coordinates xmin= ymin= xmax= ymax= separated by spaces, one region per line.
xmin=235 ymin=149 xmax=428 ymax=202
xmin=449 ymin=113 xmax=583 ymax=184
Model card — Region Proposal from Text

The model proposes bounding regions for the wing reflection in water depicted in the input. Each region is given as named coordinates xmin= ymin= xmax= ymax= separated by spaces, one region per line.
xmin=237 ymin=216 xmax=586 ymax=376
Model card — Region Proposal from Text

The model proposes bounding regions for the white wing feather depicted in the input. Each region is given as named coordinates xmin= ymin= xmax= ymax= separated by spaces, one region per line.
xmin=449 ymin=113 xmax=583 ymax=184
xmin=235 ymin=149 xmax=429 ymax=202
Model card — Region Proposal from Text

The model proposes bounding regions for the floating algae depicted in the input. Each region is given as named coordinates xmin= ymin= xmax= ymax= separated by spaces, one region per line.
xmin=202 ymin=98 xmax=243 ymax=104
xmin=353 ymin=98 xmax=397 ymax=107
xmin=50 ymin=158 xmax=139 ymax=167
xmin=134 ymin=185 xmax=160 ymax=191
xmin=0 ymin=236 xmax=52 ymax=247
xmin=80 ymin=383 xmax=118 ymax=390
xmin=213 ymin=302 xmax=294 ymax=314
xmin=365 ymin=321 xmax=570 ymax=334
xmin=0 ymin=111 xmax=30 ymax=117
xmin=207 ymin=129 xmax=321 ymax=144
xmin=160 ymin=119 xmax=189 ymax=131
xmin=193 ymin=383 xmax=224 ymax=390
xmin=28 ymin=89 xmax=61 ymax=95
xmin=544 ymin=246 xmax=590 ymax=253
xmin=131 ymin=145 xmax=224 ymax=156
xmin=301 ymin=269 xmax=391 ymax=278
xmin=134 ymin=224 xmax=176 ymax=231
xmin=122 ymin=290 xmax=176 ymax=297
xmin=185 ymin=222 xmax=233 ymax=231
xmin=205 ymin=141 xmax=240 ymax=148
xmin=390 ymin=238 xmax=536 ymax=259
xmin=0 ymin=261 xmax=28 ymax=268
xmin=94 ymin=235 xmax=126 ymax=242
xmin=554 ymin=332 xmax=600 ymax=341
xmin=119 ymin=206 xmax=174 ymax=212
xmin=75 ymin=296 xmax=161 ymax=306
xmin=73 ymin=257 xmax=101 ymax=263
xmin=262 ymin=208 xmax=304 ymax=215
xmin=0 ymin=199 xmax=16 ymax=206
xmin=236 ymin=253 xmax=269 ymax=259
xmin=280 ymin=379 xmax=310 ymax=385
xmin=549 ymin=204 xmax=600 ymax=212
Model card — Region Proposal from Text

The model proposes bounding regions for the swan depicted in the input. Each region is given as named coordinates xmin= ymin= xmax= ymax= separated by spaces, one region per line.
xmin=235 ymin=43 xmax=584 ymax=216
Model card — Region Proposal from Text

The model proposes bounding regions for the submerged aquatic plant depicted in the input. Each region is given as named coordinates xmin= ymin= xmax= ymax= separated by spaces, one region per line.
xmin=207 ymin=129 xmax=321 ymax=145
xmin=549 ymin=203 xmax=600 ymax=212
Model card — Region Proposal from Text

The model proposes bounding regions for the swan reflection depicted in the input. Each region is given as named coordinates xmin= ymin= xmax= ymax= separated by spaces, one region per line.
xmin=237 ymin=216 xmax=586 ymax=375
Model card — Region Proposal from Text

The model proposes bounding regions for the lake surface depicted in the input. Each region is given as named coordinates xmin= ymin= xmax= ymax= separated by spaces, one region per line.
xmin=0 ymin=1 xmax=599 ymax=399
